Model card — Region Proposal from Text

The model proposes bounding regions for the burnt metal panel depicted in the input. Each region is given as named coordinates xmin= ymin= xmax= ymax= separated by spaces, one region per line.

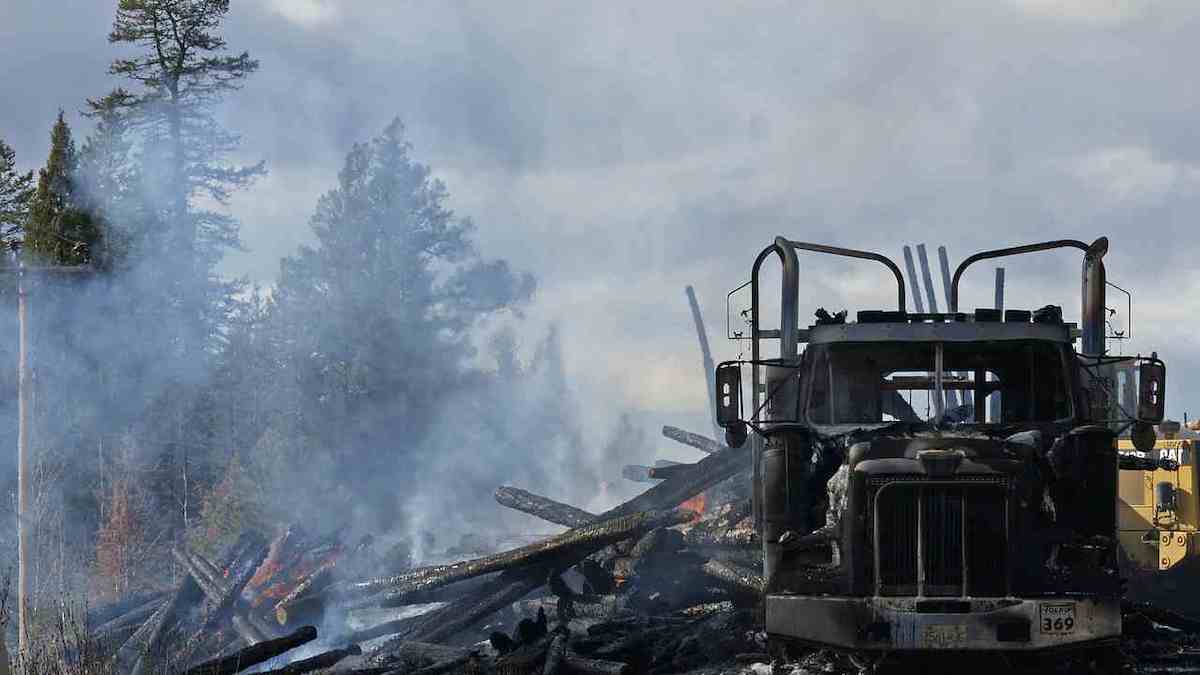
xmin=807 ymin=321 xmax=1071 ymax=345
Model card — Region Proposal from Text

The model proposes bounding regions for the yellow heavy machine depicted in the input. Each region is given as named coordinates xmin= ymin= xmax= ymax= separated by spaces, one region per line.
xmin=1117 ymin=421 xmax=1200 ymax=612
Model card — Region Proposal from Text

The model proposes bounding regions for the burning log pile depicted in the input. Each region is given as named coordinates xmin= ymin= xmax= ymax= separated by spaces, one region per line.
xmin=84 ymin=424 xmax=766 ymax=674
xmin=85 ymin=422 xmax=1200 ymax=674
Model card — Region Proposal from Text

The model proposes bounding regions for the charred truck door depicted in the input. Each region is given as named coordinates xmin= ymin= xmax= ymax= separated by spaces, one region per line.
xmin=715 ymin=237 xmax=1166 ymax=656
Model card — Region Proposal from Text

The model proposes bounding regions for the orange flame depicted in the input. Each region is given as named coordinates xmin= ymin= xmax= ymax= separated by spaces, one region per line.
xmin=680 ymin=493 xmax=706 ymax=521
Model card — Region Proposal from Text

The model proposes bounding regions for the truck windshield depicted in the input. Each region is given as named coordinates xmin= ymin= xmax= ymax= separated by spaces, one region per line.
xmin=805 ymin=340 xmax=1072 ymax=426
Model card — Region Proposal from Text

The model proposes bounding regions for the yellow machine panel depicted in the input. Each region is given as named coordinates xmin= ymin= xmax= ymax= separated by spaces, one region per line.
xmin=1117 ymin=439 xmax=1197 ymax=573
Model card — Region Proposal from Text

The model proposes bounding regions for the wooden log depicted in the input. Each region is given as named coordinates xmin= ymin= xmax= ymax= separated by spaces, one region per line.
xmin=195 ymin=544 xmax=271 ymax=634
xmin=90 ymin=594 xmax=163 ymax=638
xmin=408 ymin=654 xmax=472 ymax=674
xmin=598 ymin=448 xmax=744 ymax=520
xmin=674 ymin=600 xmax=734 ymax=617
xmin=411 ymin=572 xmax=544 ymax=644
xmin=494 ymin=486 xmax=597 ymax=528
xmin=112 ymin=598 xmax=170 ymax=668
xmin=130 ymin=586 xmax=189 ymax=675
xmin=562 ymin=653 xmax=630 ymax=675
xmin=86 ymin=590 xmax=167 ymax=629
xmin=343 ymin=509 xmax=690 ymax=600
xmin=254 ymin=643 xmax=362 ymax=674
xmin=274 ymin=559 xmax=335 ymax=625
xmin=542 ymin=632 xmax=567 ymax=675
xmin=646 ymin=464 xmax=696 ymax=480
xmin=661 ymin=426 xmax=724 ymax=455
xmin=183 ymin=625 xmax=317 ymax=675
xmin=701 ymin=559 xmax=764 ymax=596
xmin=173 ymin=548 xmax=268 ymax=646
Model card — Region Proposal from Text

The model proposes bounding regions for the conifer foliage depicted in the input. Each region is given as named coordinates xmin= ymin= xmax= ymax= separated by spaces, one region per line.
xmin=25 ymin=112 xmax=99 ymax=265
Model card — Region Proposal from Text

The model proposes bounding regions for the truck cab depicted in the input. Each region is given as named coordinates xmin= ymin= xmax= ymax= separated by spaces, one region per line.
xmin=715 ymin=237 xmax=1165 ymax=656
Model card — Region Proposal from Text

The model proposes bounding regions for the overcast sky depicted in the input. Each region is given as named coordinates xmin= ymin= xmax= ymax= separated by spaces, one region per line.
xmin=4 ymin=0 xmax=1200 ymax=447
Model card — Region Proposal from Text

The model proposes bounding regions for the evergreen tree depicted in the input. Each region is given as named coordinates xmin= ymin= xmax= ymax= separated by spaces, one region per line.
xmin=79 ymin=90 xmax=140 ymax=270
xmin=104 ymin=0 xmax=265 ymax=357
xmin=263 ymin=120 xmax=534 ymax=529
xmin=0 ymin=138 xmax=34 ymax=247
xmin=26 ymin=111 xmax=100 ymax=265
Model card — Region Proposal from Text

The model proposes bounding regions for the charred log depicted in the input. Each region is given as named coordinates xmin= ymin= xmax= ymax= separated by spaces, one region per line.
xmin=274 ymin=560 xmax=335 ymax=625
xmin=494 ymin=486 xmax=597 ymax=528
xmin=343 ymin=509 xmax=690 ymax=601
xmin=183 ymin=625 xmax=317 ymax=675
xmin=542 ymin=631 xmax=568 ymax=675
xmin=598 ymin=449 xmax=744 ymax=520
xmin=701 ymin=559 xmax=764 ymax=597
xmin=254 ymin=643 xmax=362 ymax=674
xmin=661 ymin=426 xmax=724 ymax=455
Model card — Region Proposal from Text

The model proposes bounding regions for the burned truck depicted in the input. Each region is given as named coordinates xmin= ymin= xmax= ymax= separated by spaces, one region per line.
xmin=714 ymin=237 xmax=1166 ymax=657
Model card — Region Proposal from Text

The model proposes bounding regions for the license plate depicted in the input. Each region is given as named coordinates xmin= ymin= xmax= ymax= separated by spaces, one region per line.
xmin=1040 ymin=602 xmax=1076 ymax=635
xmin=920 ymin=624 xmax=968 ymax=648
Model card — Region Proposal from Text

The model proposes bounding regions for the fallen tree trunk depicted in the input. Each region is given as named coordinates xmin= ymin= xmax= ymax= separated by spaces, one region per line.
xmin=494 ymin=486 xmax=597 ymax=528
xmin=701 ymin=559 xmax=764 ymax=596
xmin=114 ymin=597 xmax=172 ymax=669
xmin=174 ymin=548 xmax=268 ymax=646
xmin=274 ymin=560 xmax=336 ymax=625
xmin=598 ymin=448 xmax=745 ymax=520
xmin=255 ymin=643 xmax=362 ymax=674
xmin=195 ymin=544 xmax=270 ymax=634
xmin=90 ymin=594 xmax=163 ymax=639
xmin=562 ymin=653 xmax=631 ymax=675
xmin=130 ymin=584 xmax=190 ymax=675
xmin=661 ymin=426 xmax=724 ymax=455
xmin=183 ymin=625 xmax=317 ymax=675
xmin=542 ymin=632 xmax=568 ymax=675
xmin=344 ymin=509 xmax=691 ymax=601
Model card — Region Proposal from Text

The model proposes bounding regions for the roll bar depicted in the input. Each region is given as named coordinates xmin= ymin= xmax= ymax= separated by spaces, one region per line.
xmin=949 ymin=237 xmax=1109 ymax=355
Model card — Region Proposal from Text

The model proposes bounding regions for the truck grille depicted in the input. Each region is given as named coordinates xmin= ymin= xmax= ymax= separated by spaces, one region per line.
xmin=871 ymin=479 xmax=1008 ymax=597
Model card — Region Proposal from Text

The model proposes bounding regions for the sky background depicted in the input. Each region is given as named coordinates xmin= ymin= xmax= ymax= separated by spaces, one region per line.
xmin=3 ymin=0 xmax=1200 ymax=459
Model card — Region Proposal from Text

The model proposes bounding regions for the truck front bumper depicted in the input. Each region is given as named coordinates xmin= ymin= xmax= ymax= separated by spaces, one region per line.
xmin=766 ymin=595 xmax=1120 ymax=652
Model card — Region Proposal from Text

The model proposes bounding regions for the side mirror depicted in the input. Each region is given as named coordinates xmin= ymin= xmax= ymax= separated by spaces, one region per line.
xmin=715 ymin=361 xmax=743 ymax=427
xmin=1138 ymin=358 xmax=1166 ymax=423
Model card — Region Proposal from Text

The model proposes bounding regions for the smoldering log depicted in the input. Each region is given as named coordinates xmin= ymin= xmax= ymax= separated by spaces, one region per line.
xmin=254 ymin=643 xmax=362 ymax=674
xmin=274 ymin=560 xmax=335 ymax=625
xmin=344 ymin=509 xmax=691 ymax=600
xmin=661 ymin=426 xmax=724 ymax=455
xmin=90 ymin=594 xmax=163 ymax=639
xmin=646 ymin=463 xmax=695 ymax=480
xmin=561 ymin=653 xmax=632 ymax=675
xmin=114 ymin=597 xmax=171 ymax=668
xmin=130 ymin=584 xmax=190 ymax=675
xmin=676 ymin=600 xmax=735 ymax=617
xmin=598 ymin=447 xmax=744 ymax=520
xmin=174 ymin=548 xmax=225 ymax=601
xmin=173 ymin=548 xmax=267 ymax=645
xmin=183 ymin=625 xmax=317 ymax=675
xmin=495 ymin=486 xmax=597 ymax=528
xmin=87 ymin=590 xmax=167 ymax=629
xmin=197 ymin=544 xmax=270 ymax=634
xmin=370 ymin=640 xmax=470 ymax=666
xmin=701 ymin=559 xmax=764 ymax=596
xmin=409 ymin=654 xmax=474 ymax=674
xmin=411 ymin=572 xmax=545 ymax=644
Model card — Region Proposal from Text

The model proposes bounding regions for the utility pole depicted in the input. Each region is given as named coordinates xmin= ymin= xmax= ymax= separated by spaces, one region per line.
xmin=15 ymin=249 xmax=29 ymax=657
xmin=3 ymin=241 xmax=92 ymax=656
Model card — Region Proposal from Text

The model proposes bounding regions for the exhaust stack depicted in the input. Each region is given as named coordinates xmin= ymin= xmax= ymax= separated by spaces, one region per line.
xmin=1082 ymin=237 xmax=1109 ymax=356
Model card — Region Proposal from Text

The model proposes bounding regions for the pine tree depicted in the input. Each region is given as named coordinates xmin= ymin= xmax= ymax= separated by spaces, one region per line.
xmin=265 ymin=120 xmax=534 ymax=529
xmin=79 ymin=89 xmax=140 ymax=270
xmin=103 ymin=0 xmax=265 ymax=356
xmin=26 ymin=112 xmax=99 ymax=265
xmin=0 ymin=138 xmax=34 ymax=247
